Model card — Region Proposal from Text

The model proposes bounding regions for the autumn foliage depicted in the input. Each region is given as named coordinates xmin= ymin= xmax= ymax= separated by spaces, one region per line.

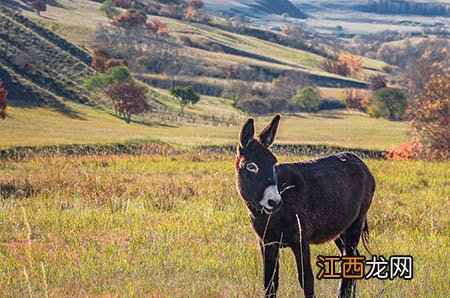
xmin=31 ymin=0 xmax=47 ymax=16
xmin=320 ymin=54 xmax=363 ymax=77
xmin=105 ymin=81 xmax=150 ymax=123
xmin=147 ymin=19 xmax=170 ymax=37
xmin=342 ymin=88 xmax=366 ymax=110
xmin=186 ymin=0 xmax=204 ymax=19
xmin=386 ymin=142 xmax=422 ymax=161
xmin=368 ymin=74 xmax=388 ymax=90
xmin=91 ymin=47 xmax=111 ymax=73
xmin=409 ymin=73 xmax=450 ymax=161
xmin=110 ymin=10 xmax=147 ymax=28
xmin=0 ymin=81 xmax=7 ymax=120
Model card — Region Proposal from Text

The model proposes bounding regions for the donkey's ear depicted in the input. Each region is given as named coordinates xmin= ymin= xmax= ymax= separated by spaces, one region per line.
xmin=258 ymin=114 xmax=281 ymax=147
xmin=239 ymin=118 xmax=255 ymax=149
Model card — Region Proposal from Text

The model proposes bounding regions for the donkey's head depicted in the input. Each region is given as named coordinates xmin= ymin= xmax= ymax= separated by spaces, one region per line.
xmin=236 ymin=115 xmax=281 ymax=215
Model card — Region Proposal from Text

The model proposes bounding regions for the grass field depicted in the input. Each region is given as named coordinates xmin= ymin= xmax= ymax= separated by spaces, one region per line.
xmin=1 ymin=151 xmax=448 ymax=297
xmin=2 ymin=101 xmax=409 ymax=150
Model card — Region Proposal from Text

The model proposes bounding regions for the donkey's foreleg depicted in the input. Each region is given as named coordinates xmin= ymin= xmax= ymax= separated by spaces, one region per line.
xmin=260 ymin=242 xmax=280 ymax=298
xmin=292 ymin=240 xmax=315 ymax=298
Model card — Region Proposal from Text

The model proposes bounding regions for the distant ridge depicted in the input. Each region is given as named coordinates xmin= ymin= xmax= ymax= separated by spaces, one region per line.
xmin=204 ymin=0 xmax=307 ymax=19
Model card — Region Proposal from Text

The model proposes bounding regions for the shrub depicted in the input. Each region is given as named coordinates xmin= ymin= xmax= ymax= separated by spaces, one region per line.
xmin=0 ymin=81 xmax=8 ymax=120
xmin=110 ymin=10 xmax=147 ymax=28
xmin=292 ymin=86 xmax=321 ymax=112
xmin=170 ymin=87 xmax=200 ymax=115
xmin=368 ymin=88 xmax=407 ymax=120
xmin=386 ymin=142 xmax=422 ymax=161
xmin=368 ymin=74 xmax=387 ymax=90
xmin=105 ymin=81 xmax=150 ymax=123
xmin=342 ymin=88 xmax=365 ymax=110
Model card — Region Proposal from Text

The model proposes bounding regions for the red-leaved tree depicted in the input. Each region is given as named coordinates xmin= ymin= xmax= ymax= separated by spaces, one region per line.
xmin=0 ymin=81 xmax=8 ymax=120
xmin=105 ymin=81 xmax=150 ymax=123
xmin=31 ymin=0 xmax=47 ymax=16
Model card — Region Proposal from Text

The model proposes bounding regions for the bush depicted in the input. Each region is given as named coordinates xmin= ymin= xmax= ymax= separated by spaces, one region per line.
xmin=235 ymin=98 xmax=270 ymax=115
xmin=386 ymin=143 xmax=422 ymax=161
xmin=292 ymin=86 xmax=321 ymax=112
xmin=368 ymin=74 xmax=388 ymax=90
xmin=320 ymin=58 xmax=350 ymax=77
xmin=342 ymin=88 xmax=365 ymax=110
xmin=110 ymin=10 xmax=147 ymax=28
xmin=367 ymin=88 xmax=407 ymax=120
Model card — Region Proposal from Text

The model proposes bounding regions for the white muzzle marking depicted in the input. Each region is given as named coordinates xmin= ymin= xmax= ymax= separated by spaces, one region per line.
xmin=260 ymin=185 xmax=282 ymax=212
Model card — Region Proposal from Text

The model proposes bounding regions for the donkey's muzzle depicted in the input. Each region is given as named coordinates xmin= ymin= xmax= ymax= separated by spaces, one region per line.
xmin=260 ymin=185 xmax=282 ymax=214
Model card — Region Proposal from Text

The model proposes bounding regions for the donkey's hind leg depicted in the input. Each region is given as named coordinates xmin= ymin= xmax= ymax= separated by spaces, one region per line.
xmin=338 ymin=217 xmax=364 ymax=298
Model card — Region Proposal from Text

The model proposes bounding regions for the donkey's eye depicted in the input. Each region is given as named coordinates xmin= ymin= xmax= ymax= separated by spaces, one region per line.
xmin=246 ymin=163 xmax=259 ymax=173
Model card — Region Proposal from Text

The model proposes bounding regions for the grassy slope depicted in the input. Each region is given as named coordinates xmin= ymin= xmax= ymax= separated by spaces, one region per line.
xmin=20 ymin=0 xmax=382 ymax=83
xmin=1 ymin=153 xmax=448 ymax=297
xmin=2 ymin=101 xmax=408 ymax=150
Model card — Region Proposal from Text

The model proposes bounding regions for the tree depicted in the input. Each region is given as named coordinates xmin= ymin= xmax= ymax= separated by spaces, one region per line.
xmin=338 ymin=54 xmax=363 ymax=77
xmin=31 ymin=0 xmax=47 ymax=16
xmin=320 ymin=58 xmax=351 ymax=77
xmin=409 ymin=73 xmax=449 ymax=160
xmin=292 ymin=86 xmax=321 ymax=112
xmin=368 ymin=74 xmax=388 ymax=90
xmin=105 ymin=81 xmax=150 ymax=123
xmin=170 ymin=87 xmax=200 ymax=115
xmin=84 ymin=66 xmax=132 ymax=93
xmin=91 ymin=47 xmax=111 ymax=73
xmin=0 ymin=81 xmax=7 ymax=120
xmin=368 ymin=88 xmax=407 ymax=120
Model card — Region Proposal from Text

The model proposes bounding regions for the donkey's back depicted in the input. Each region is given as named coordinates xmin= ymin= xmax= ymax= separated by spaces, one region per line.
xmin=278 ymin=152 xmax=375 ymax=244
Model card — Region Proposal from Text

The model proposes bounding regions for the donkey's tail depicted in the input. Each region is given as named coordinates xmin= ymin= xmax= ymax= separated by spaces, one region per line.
xmin=361 ymin=218 xmax=373 ymax=257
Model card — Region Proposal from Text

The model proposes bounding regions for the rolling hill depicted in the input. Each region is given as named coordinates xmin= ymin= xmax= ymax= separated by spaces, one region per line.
xmin=203 ymin=0 xmax=307 ymax=19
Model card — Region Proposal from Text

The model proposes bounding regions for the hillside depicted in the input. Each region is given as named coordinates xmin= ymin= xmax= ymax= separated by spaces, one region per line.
xmin=0 ymin=6 xmax=94 ymax=107
xmin=203 ymin=0 xmax=307 ymax=19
